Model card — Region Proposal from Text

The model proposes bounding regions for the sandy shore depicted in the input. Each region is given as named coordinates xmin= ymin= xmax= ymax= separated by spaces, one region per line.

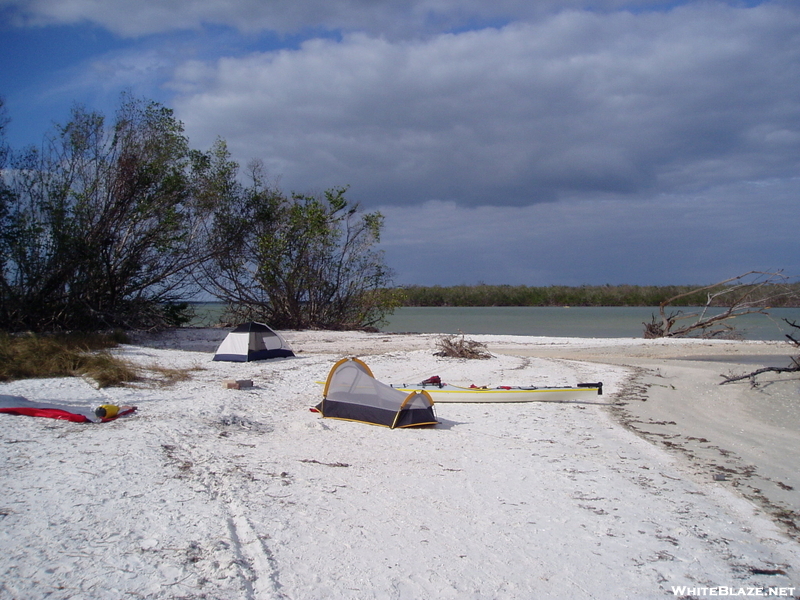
xmin=1 ymin=329 xmax=799 ymax=599
xmin=487 ymin=336 xmax=800 ymax=536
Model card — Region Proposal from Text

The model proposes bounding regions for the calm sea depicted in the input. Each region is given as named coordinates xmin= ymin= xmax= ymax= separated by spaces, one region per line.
xmin=191 ymin=303 xmax=800 ymax=341
xmin=381 ymin=306 xmax=800 ymax=341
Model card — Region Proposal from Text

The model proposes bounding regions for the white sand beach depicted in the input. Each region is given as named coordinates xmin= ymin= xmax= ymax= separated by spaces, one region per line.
xmin=1 ymin=329 xmax=799 ymax=599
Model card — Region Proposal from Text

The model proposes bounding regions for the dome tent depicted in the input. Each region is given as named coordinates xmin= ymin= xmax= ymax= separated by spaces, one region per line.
xmin=316 ymin=357 xmax=437 ymax=428
xmin=212 ymin=322 xmax=294 ymax=362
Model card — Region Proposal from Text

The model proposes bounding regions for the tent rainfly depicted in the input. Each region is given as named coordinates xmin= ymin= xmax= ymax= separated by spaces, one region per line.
xmin=316 ymin=357 xmax=438 ymax=428
xmin=212 ymin=322 xmax=295 ymax=362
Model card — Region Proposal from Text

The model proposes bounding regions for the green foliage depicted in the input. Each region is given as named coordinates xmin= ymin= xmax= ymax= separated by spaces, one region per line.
xmin=160 ymin=302 xmax=194 ymax=328
xmin=398 ymin=283 xmax=800 ymax=308
xmin=0 ymin=94 xmax=229 ymax=331
xmin=1 ymin=96 xmax=398 ymax=333
xmin=202 ymin=175 xmax=396 ymax=330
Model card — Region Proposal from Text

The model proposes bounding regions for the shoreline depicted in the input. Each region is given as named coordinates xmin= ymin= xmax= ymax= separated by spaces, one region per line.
xmin=485 ymin=335 xmax=800 ymax=538
xmin=2 ymin=328 xmax=799 ymax=598
xmin=608 ymin=361 xmax=800 ymax=538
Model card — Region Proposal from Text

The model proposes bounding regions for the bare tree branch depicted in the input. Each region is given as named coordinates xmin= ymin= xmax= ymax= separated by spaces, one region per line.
xmin=720 ymin=319 xmax=800 ymax=385
xmin=643 ymin=271 xmax=793 ymax=339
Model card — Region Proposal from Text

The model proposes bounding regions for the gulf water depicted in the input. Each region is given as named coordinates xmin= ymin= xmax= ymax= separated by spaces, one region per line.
xmin=192 ymin=303 xmax=800 ymax=341
xmin=381 ymin=306 xmax=800 ymax=341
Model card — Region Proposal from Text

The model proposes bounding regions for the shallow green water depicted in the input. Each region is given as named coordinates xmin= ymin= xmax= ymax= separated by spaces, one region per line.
xmin=381 ymin=306 xmax=800 ymax=341
xmin=188 ymin=303 xmax=800 ymax=340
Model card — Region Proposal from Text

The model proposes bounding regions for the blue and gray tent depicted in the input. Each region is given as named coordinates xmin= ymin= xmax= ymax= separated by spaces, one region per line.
xmin=212 ymin=322 xmax=295 ymax=362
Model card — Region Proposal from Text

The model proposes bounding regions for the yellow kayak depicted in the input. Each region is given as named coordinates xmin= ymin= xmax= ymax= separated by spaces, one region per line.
xmin=389 ymin=380 xmax=602 ymax=403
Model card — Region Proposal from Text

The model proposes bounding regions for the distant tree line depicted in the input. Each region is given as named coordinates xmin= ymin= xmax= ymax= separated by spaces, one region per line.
xmin=3 ymin=94 xmax=796 ymax=334
xmin=0 ymin=94 xmax=393 ymax=332
xmin=397 ymin=283 xmax=800 ymax=308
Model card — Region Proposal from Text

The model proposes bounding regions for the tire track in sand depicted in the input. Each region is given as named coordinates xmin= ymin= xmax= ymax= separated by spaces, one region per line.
xmin=159 ymin=422 xmax=286 ymax=600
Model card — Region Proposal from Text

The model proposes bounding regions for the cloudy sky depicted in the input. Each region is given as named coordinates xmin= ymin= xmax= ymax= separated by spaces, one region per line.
xmin=1 ymin=0 xmax=798 ymax=286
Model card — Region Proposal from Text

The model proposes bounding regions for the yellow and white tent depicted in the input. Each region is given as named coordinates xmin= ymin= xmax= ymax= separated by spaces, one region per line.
xmin=316 ymin=358 xmax=437 ymax=428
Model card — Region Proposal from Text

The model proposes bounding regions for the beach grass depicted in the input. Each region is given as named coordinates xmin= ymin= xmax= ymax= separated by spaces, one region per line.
xmin=144 ymin=362 xmax=205 ymax=386
xmin=0 ymin=331 xmax=138 ymax=387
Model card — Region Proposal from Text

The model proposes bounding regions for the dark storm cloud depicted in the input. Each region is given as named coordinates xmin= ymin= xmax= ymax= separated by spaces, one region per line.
xmin=378 ymin=177 xmax=800 ymax=285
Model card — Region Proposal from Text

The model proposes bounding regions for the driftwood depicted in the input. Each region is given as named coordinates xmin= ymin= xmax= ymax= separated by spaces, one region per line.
xmin=643 ymin=271 xmax=794 ymax=339
xmin=434 ymin=332 xmax=492 ymax=360
xmin=720 ymin=319 xmax=800 ymax=385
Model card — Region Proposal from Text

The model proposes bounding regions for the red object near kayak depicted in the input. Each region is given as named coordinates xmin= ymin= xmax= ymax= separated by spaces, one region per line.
xmin=0 ymin=395 xmax=137 ymax=423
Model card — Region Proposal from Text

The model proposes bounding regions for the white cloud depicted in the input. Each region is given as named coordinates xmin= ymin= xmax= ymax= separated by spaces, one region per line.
xmin=1 ymin=0 xmax=731 ymax=37
xmin=169 ymin=3 xmax=800 ymax=208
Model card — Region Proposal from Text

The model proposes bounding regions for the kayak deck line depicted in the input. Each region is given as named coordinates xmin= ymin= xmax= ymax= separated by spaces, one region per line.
xmin=389 ymin=381 xmax=603 ymax=403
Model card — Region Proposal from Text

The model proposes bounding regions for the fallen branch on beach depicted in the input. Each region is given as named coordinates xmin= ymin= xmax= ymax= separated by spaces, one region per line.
xmin=434 ymin=332 xmax=492 ymax=359
xmin=720 ymin=319 xmax=800 ymax=385
xmin=644 ymin=270 xmax=795 ymax=339
xmin=719 ymin=362 xmax=800 ymax=385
